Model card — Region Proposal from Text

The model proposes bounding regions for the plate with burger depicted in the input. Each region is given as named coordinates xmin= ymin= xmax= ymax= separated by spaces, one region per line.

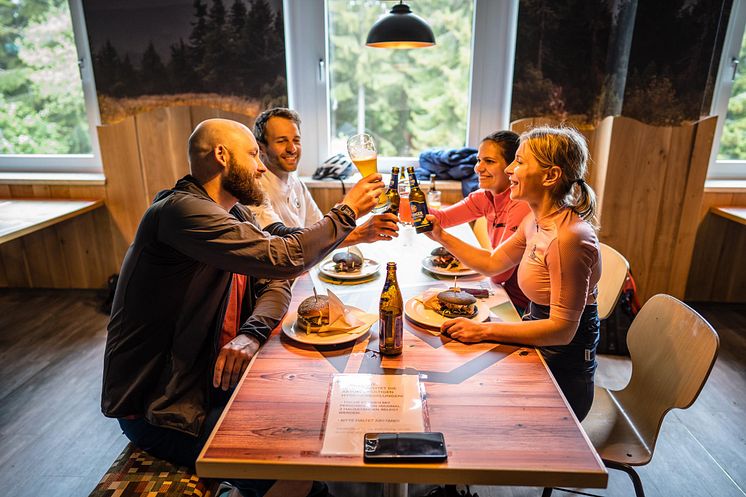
xmin=282 ymin=292 xmax=376 ymax=345
xmin=422 ymin=247 xmax=478 ymax=277
xmin=404 ymin=286 xmax=490 ymax=328
xmin=319 ymin=247 xmax=380 ymax=281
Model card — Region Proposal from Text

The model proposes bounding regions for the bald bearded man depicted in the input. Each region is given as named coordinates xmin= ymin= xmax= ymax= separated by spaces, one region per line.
xmin=102 ymin=119 xmax=383 ymax=497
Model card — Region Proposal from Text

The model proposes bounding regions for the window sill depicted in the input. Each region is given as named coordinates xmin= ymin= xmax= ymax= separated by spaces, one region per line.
xmin=704 ymin=179 xmax=746 ymax=193
xmin=0 ymin=172 xmax=106 ymax=186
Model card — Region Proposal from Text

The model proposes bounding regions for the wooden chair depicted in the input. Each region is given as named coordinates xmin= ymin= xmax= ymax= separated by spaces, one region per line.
xmin=543 ymin=294 xmax=719 ymax=497
xmin=597 ymin=243 xmax=629 ymax=320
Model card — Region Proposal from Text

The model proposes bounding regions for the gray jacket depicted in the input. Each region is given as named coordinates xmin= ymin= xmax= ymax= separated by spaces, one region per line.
xmin=102 ymin=175 xmax=354 ymax=435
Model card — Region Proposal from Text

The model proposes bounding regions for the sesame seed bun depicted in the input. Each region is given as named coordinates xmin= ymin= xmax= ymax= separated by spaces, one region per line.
xmin=297 ymin=295 xmax=330 ymax=333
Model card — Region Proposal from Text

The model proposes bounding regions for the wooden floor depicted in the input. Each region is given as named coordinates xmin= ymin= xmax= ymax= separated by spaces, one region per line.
xmin=0 ymin=290 xmax=743 ymax=497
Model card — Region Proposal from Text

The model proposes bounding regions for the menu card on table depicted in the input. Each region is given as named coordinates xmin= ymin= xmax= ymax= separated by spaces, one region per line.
xmin=320 ymin=373 xmax=424 ymax=456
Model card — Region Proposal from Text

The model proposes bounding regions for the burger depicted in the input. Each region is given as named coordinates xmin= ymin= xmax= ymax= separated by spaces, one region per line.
xmin=296 ymin=295 xmax=330 ymax=334
xmin=430 ymin=247 xmax=460 ymax=270
xmin=333 ymin=251 xmax=363 ymax=272
xmin=434 ymin=287 xmax=477 ymax=318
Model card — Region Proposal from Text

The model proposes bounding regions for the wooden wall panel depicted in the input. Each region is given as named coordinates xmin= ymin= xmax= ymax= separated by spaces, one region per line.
xmin=594 ymin=116 xmax=715 ymax=303
xmin=190 ymin=106 xmax=255 ymax=130
xmin=668 ymin=117 xmax=717 ymax=297
xmin=97 ymin=116 xmax=149 ymax=264
xmin=686 ymin=190 xmax=746 ymax=302
xmin=135 ymin=107 xmax=192 ymax=202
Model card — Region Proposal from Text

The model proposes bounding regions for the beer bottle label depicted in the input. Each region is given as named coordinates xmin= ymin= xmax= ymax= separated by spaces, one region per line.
xmin=379 ymin=311 xmax=403 ymax=354
xmin=409 ymin=199 xmax=433 ymax=233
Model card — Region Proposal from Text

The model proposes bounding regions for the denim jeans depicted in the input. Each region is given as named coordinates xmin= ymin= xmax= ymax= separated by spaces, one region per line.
xmin=523 ymin=302 xmax=600 ymax=421
xmin=119 ymin=405 xmax=275 ymax=497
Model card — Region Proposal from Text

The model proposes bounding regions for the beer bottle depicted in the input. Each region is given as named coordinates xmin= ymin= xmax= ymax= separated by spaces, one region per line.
xmin=427 ymin=173 xmax=441 ymax=208
xmin=379 ymin=262 xmax=403 ymax=356
xmin=385 ymin=167 xmax=400 ymax=217
xmin=406 ymin=166 xmax=433 ymax=233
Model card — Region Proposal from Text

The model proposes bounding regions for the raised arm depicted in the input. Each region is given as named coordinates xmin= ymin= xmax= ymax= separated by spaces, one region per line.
xmin=425 ymin=213 xmax=526 ymax=277
xmin=442 ymin=225 xmax=599 ymax=348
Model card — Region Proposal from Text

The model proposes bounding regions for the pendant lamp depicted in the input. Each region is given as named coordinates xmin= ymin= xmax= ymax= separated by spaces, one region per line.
xmin=366 ymin=1 xmax=436 ymax=49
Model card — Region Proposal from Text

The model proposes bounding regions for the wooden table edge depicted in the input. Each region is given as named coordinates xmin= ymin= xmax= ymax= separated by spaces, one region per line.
xmin=710 ymin=206 xmax=746 ymax=226
xmin=196 ymin=458 xmax=607 ymax=488
xmin=0 ymin=198 xmax=104 ymax=244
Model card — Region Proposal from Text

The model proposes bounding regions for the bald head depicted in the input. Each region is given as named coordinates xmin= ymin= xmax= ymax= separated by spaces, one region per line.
xmin=188 ymin=118 xmax=257 ymax=180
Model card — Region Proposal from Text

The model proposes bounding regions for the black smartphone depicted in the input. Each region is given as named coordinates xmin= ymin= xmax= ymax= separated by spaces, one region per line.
xmin=363 ymin=432 xmax=447 ymax=463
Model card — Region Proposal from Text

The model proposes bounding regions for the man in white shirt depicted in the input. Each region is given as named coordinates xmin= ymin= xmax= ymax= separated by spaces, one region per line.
xmin=250 ymin=108 xmax=399 ymax=246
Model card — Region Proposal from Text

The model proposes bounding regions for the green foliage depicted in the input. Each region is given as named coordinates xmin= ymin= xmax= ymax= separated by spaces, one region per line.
xmin=0 ymin=1 xmax=91 ymax=154
xmin=327 ymin=0 xmax=473 ymax=156
xmin=718 ymin=33 xmax=746 ymax=160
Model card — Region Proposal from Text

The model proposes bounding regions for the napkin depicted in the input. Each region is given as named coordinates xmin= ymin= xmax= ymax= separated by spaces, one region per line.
xmin=416 ymin=286 xmax=449 ymax=312
xmin=316 ymin=289 xmax=377 ymax=334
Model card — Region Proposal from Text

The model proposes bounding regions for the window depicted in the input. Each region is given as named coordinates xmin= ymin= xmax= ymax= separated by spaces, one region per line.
xmin=284 ymin=0 xmax=518 ymax=175
xmin=709 ymin=0 xmax=746 ymax=180
xmin=0 ymin=0 xmax=101 ymax=173
xmin=326 ymin=0 xmax=473 ymax=158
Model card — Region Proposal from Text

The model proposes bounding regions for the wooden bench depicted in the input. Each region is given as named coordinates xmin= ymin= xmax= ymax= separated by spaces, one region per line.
xmin=88 ymin=442 xmax=221 ymax=497
xmin=0 ymin=198 xmax=103 ymax=245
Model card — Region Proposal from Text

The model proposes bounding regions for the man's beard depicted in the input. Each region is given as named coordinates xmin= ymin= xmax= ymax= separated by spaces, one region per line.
xmin=222 ymin=157 xmax=265 ymax=206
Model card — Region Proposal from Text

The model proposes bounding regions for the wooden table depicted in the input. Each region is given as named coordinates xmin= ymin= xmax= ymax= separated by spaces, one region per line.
xmin=197 ymin=224 xmax=607 ymax=492
xmin=0 ymin=198 xmax=104 ymax=245
xmin=710 ymin=206 xmax=746 ymax=226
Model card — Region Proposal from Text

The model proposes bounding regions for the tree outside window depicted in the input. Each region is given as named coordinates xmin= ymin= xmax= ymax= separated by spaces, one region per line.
xmin=0 ymin=0 xmax=91 ymax=155
xmin=327 ymin=0 xmax=474 ymax=157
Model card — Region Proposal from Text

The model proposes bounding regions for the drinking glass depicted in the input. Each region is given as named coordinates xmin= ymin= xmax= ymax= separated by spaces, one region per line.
xmin=347 ymin=133 xmax=389 ymax=213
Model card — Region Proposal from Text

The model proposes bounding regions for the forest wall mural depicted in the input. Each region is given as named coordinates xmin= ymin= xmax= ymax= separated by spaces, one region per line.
xmin=511 ymin=0 xmax=732 ymax=127
xmin=83 ymin=0 xmax=286 ymax=124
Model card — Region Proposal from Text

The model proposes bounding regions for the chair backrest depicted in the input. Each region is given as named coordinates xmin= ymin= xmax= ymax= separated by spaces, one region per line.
xmin=615 ymin=294 xmax=719 ymax=456
xmin=597 ymin=243 xmax=629 ymax=320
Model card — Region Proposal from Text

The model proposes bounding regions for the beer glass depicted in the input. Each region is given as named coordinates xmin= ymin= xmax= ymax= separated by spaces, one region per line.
xmin=347 ymin=133 xmax=389 ymax=213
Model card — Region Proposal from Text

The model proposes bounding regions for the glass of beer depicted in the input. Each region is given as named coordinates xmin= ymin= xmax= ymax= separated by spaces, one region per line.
xmin=347 ymin=133 xmax=389 ymax=213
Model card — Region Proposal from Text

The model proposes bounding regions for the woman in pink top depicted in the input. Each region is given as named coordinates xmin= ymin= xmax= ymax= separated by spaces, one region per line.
xmin=431 ymin=131 xmax=531 ymax=311
xmin=426 ymin=126 xmax=601 ymax=420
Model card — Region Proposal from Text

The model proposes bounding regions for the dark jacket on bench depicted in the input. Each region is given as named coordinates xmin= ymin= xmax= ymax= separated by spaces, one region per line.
xmin=102 ymin=175 xmax=354 ymax=436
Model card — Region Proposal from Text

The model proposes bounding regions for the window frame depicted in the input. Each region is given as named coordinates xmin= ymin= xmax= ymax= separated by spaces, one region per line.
xmin=708 ymin=0 xmax=746 ymax=181
xmin=0 ymin=0 xmax=102 ymax=174
xmin=283 ymin=0 xmax=519 ymax=176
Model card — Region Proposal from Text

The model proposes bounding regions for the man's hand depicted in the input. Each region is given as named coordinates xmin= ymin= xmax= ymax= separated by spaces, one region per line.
xmin=213 ymin=334 xmax=261 ymax=391
xmin=341 ymin=213 xmax=399 ymax=246
xmin=341 ymin=174 xmax=386 ymax=218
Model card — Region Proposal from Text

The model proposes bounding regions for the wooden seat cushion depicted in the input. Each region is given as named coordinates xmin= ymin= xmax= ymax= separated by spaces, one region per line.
xmin=88 ymin=443 xmax=219 ymax=497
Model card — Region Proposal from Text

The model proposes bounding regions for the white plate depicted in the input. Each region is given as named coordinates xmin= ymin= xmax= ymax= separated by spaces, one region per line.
xmin=404 ymin=295 xmax=490 ymax=328
xmin=318 ymin=257 xmax=381 ymax=280
xmin=281 ymin=308 xmax=372 ymax=345
xmin=421 ymin=256 xmax=479 ymax=277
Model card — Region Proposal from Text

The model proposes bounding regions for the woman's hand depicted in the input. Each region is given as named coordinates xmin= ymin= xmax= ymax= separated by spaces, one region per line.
xmin=441 ymin=318 xmax=491 ymax=343
xmin=424 ymin=214 xmax=444 ymax=242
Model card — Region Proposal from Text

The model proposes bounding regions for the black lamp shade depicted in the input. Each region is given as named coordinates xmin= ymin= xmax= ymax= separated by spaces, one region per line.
xmin=366 ymin=3 xmax=436 ymax=49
